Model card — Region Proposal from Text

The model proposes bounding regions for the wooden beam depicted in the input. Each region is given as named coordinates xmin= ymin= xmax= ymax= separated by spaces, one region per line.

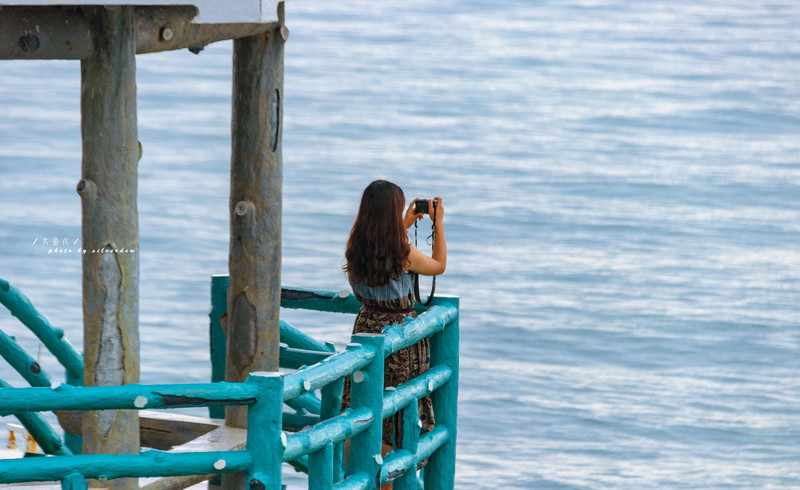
xmin=0 ymin=6 xmax=91 ymax=59
xmin=134 ymin=6 xmax=279 ymax=55
xmin=223 ymin=1 xmax=285 ymax=487
xmin=0 ymin=6 xmax=279 ymax=60
xmin=78 ymin=6 xmax=139 ymax=490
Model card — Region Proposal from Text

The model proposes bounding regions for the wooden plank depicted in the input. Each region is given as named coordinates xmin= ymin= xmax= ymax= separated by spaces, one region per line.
xmin=78 ymin=6 xmax=139 ymax=489
xmin=57 ymin=410 xmax=223 ymax=451
xmin=140 ymin=425 xmax=247 ymax=490
xmin=140 ymin=473 xmax=212 ymax=490
xmin=0 ymin=6 xmax=280 ymax=60
xmin=169 ymin=425 xmax=247 ymax=453
xmin=139 ymin=411 xmax=222 ymax=450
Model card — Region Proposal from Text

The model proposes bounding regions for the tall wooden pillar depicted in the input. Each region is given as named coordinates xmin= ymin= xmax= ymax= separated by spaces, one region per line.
xmin=223 ymin=6 xmax=285 ymax=486
xmin=78 ymin=6 xmax=140 ymax=489
xmin=226 ymin=5 xmax=285 ymax=409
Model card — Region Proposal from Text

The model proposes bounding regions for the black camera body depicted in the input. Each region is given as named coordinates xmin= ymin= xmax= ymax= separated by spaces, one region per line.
xmin=415 ymin=199 xmax=438 ymax=215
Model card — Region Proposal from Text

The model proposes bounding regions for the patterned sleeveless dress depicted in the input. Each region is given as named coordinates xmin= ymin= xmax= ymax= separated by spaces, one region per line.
xmin=342 ymin=272 xmax=435 ymax=448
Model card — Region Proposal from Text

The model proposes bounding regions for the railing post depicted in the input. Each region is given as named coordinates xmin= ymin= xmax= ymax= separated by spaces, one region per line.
xmin=308 ymin=442 xmax=334 ymax=490
xmin=320 ymin=377 xmax=346 ymax=483
xmin=346 ymin=333 xmax=385 ymax=486
xmin=246 ymin=372 xmax=285 ymax=489
xmin=393 ymin=397 xmax=421 ymax=490
xmin=423 ymin=297 xmax=459 ymax=490
xmin=208 ymin=274 xmax=228 ymax=419
xmin=61 ymin=473 xmax=88 ymax=490
xmin=64 ymin=368 xmax=83 ymax=455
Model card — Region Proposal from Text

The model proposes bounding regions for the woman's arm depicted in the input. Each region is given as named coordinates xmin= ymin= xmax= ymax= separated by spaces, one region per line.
xmin=407 ymin=197 xmax=446 ymax=276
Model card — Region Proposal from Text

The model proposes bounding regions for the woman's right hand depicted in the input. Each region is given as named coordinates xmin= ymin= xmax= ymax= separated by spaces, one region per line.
xmin=428 ymin=197 xmax=444 ymax=224
xmin=407 ymin=196 xmax=446 ymax=276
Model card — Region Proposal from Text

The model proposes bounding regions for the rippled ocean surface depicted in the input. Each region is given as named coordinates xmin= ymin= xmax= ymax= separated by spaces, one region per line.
xmin=1 ymin=1 xmax=799 ymax=488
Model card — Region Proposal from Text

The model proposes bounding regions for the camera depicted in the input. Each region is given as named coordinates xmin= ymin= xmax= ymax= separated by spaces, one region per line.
xmin=414 ymin=199 xmax=438 ymax=215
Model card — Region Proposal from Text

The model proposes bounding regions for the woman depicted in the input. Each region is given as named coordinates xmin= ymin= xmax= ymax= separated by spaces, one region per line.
xmin=342 ymin=179 xmax=447 ymax=456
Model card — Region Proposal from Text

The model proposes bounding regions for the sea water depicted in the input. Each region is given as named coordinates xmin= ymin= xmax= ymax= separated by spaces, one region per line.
xmin=0 ymin=0 xmax=798 ymax=488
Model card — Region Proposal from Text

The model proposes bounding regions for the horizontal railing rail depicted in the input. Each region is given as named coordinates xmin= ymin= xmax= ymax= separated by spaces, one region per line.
xmin=0 ymin=382 xmax=261 ymax=415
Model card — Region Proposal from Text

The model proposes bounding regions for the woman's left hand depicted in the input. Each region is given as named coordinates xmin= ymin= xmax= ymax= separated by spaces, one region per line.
xmin=404 ymin=199 xmax=424 ymax=229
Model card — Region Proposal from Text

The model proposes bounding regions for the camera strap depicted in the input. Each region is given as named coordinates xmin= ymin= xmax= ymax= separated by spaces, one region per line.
xmin=413 ymin=203 xmax=436 ymax=306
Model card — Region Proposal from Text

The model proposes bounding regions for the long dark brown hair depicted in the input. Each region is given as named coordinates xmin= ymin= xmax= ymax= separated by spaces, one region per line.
xmin=345 ymin=180 xmax=410 ymax=287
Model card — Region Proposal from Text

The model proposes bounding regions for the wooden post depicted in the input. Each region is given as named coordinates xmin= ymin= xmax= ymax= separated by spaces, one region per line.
xmin=245 ymin=372 xmax=285 ymax=489
xmin=78 ymin=6 xmax=140 ymax=489
xmin=423 ymin=297 xmax=459 ymax=490
xmin=346 ymin=334 xmax=385 ymax=487
xmin=223 ymin=2 xmax=285 ymax=487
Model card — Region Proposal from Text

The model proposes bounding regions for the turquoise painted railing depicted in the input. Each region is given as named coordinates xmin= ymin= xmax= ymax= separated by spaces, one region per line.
xmin=0 ymin=276 xmax=459 ymax=488
xmin=0 ymin=277 xmax=84 ymax=454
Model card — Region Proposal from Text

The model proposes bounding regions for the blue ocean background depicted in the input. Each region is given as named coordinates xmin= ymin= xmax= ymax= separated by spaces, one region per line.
xmin=1 ymin=0 xmax=799 ymax=488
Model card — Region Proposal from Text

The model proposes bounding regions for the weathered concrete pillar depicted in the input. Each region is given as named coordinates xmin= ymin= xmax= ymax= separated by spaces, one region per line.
xmin=78 ymin=6 xmax=140 ymax=489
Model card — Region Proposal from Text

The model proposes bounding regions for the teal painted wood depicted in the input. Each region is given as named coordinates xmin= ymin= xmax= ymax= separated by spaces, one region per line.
xmin=394 ymin=397 xmax=421 ymax=489
xmin=62 ymin=368 xmax=83 ymax=455
xmin=308 ymin=443 xmax=333 ymax=490
xmin=333 ymin=472 xmax=371 ymax=490
xmin=0 ymin=280 xmax=84 ymax=455
xmin=282 ymin=411 xmax=319 ymax=429
xmin=423 ymin=296 xmax=459 ymax=490
xmin=0 ymin=449 xmax=252 ymax=484
xmin=209 ymin=275 xmax=228 ymax=419
xmin=0 ymin=379 xmax=72 ymax=455
xmin=283 ymin=343 xmax=374 ymax=401
xmin=380 ymin=366 xmax=451 ymax=420
xmin=0 ymin=382 xmax=259 ymax=415
xmin=279 ymin=344 xmax=333 ymax=370
xmin=0 ymin=279 xmax=458 ymax=488
xmin=285 ymin=392 xmax=321 ymax=415
xmin=64 ymin=431 xmax=82 ymax=456
xmin=319 ymin=377 xmax=345 ymax=483
xmin=345 ymin=333 xmax=384 ymax=487
xmin=282 ymin=407 xmax=372 ymax=461
xmin=0 ymin=278 xmax=84 ymax=381
xmin=333 ymin=438 xmax=345 ymax=483
xmin=280 ymin=286 xmax=363 ymax=314
xmin=0 ymin=328 xmax=53 ymax=387
xmin=61 ymin=472 xmax=87 ymax=490
xmin=245 ymin=372 xmax=285 ymax=489
xmin=279 ymin=318 xmax=335 ymax=353
xmin=286 ymin=455 xmax=309 ymax=475
xmin=382 ymin=426 xmax=449 ymax=485
xmin=63 ymin=369 xmax=83 ymax=455
xmin=382 ymin=303 xmax=458 ymax=357
xmin=319 ymin=377 xmax=344 ymax=422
